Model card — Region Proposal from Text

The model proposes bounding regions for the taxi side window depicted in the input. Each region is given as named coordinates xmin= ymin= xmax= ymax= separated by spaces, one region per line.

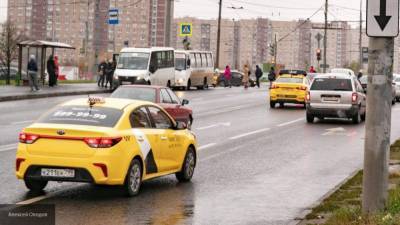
xmin=130 ymin=107 xmax=151 ymax=128
xmin=147 ymin=106 xmax=173 ymax=129
xmin=160 ymin=89 xmax=173 ymax=104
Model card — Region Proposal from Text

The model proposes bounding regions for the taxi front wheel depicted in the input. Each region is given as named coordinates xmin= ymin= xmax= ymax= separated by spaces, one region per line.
xmin=176 ymin=147 xmax=196 ymax=182
xmin=24 ymin=179 xmax=48 ymax=191
xmin=124 ymin=159 xmax=142 ymax=197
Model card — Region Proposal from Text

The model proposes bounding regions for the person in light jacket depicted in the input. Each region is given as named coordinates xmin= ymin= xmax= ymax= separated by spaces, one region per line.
xmin=242 ymin=64 xmax=250 ymax=90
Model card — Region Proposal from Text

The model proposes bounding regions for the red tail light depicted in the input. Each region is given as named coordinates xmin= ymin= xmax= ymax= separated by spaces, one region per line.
xmin=271 ymin=84 xmax=279 ymax=89
xmin=16 ymin=158 xmax=25 ymax=171
xmin=306 ymin=91 xmax=310 ymax=102
xmin=84 ymin=137 xmax=122 ymax=148
xmin=352 ymin=93 xmax=358 ymax=103
xmin=93 ymin=163 xmax=108 ymax=177
xmin=297 ymin=86 xmax=307 ymax=90
xmin=19 ymin=133 xmax=39 ymax=144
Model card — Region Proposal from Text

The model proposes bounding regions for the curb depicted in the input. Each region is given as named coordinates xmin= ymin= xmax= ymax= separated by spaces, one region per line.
xmin=291 ymin=168 xmax=362 ymax=225
xmin=0 ymin=89 xmax=112 ymax=102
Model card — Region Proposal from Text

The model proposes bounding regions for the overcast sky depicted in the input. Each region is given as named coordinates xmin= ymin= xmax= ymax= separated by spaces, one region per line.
xmin=0 ymin=0 xmax=365 ymax=25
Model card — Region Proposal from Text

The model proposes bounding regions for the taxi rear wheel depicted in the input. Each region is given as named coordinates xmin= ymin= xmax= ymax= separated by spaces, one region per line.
xmin=124 ymin=159 xmax=142 ymax=197
xmin=24 ymin=179 xmax=48 ymax=191
xmin=176 ymin=147 xmax=196 ymax=182
xmin=270 ymin=101 xmax=276 ymax=108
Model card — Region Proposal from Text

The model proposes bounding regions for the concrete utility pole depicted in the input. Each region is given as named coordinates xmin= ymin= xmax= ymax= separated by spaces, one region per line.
xmin=274 ymin=34 xmax=277 ymax=67
xmin=323 ymin=0 xmax=328 ymax=73
xmin=363 ymin=37 xmax=393 ymax=213
xmin=216 ymin=0 xmax=222 ymax=69
xmin=363 ymin=0 xmax=399 ymax=213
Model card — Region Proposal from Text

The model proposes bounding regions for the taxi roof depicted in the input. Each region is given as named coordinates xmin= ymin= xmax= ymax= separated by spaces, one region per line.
xmin=62 ymin=97 xmax=155 ymax=110
xmin=278 ymin=74 xmax=305 ymax=79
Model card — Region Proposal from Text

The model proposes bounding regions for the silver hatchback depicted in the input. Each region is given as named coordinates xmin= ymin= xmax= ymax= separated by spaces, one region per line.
xmin=306 ymin=73 xmax=366 ymax=124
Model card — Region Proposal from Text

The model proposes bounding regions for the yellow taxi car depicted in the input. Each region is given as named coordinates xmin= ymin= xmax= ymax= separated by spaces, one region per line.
xmin=16 ymin=97 xmax=197 ymax=196
xmin=269 ymin=74 xmax=310 ymax=108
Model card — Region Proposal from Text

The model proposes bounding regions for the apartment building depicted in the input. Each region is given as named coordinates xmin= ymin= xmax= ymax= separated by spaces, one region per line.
xmin=8 ymin=0 xmax=172 ymax=74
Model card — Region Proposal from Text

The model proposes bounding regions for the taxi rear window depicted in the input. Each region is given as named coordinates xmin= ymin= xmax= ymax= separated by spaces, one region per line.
xmin=311 ymin=78 xmax=352 ymax=91
xmin=276 ymin=77 xmax=303 ymax=84
xmin=38 ymin=105 xmax=123 ymax=127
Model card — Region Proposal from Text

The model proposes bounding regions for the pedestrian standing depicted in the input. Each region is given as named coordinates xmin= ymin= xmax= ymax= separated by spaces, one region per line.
xmin=27 ymin=55 xmax=40 ymax=91
xmin=255 ymin=65 xmax=263 ymax=88
xmin=54 ymin=56 xmax=60 ymax=86
xmin=97 ymin=59 xmax=107 ymax=88
xmin=105 ymin=59 xmax=114 ymax=89
xmin=309 ymin=66 xmax=316 ymax=73
xmin=224 ymin=65 xmax=232 ymax=88
xmin=242 ymin=64 xmax=250 ymax=90
xmin=47 ymin=55 xmax=56 ymax=87
xmin=357 ymin=69 xmax=363 ymax=80
xmin=268 ymin=67 xmax=276 ymax=89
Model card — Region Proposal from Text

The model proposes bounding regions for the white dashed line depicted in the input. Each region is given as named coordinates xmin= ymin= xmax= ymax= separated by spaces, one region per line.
xmin=276 ymin=118 xmax=304 ymax=127
xmin=229 ymin=128 xmax=270 ymax=140
xmin=198 ymin=143 xmax=217 ymax=151
xmin=11 ymin=120 xmax=34 ymax=125
xmin=0 ymin=144 xmax=17 ymax=152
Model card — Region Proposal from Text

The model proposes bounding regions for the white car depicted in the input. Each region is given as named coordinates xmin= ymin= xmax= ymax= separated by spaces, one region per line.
xmin=330 ymin=68 xmax=356 ymax=77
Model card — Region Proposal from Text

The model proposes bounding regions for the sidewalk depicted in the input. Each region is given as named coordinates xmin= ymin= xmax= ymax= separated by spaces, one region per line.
xmin=0 ymin=83 xmax=112 ymax=102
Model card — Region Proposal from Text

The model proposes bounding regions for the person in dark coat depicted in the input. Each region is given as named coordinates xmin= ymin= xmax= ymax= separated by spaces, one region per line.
xmin=27 ymin=55 xmax=40 ymax=91
xmin=98 ymin=59 xmax=107 ymax=87
xmin=47 ymin=55 xmax=56 ymax=87
xmin=255 ymin=65 xmax=263 ymax=88
xmin=104 ymin=59 xmax=115 ymax=89
xmin=268 ymin=67 xmax=276 ymax=88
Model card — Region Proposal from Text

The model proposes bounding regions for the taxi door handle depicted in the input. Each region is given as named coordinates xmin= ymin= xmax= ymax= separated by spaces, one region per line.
xmin=160 ymin=136 xmax=168 ymax=140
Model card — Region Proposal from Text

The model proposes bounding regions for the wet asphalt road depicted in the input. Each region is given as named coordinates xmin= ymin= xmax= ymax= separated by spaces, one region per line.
xmin=1 ymin=84 xmax=400 ymax=225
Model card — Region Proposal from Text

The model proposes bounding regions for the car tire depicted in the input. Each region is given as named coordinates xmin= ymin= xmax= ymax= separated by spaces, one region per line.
xmin=393 ymin=99 xmax=396 ymax=105
xmin=24 ymin=179 xmax=48 ymax=191
xmin=186 ymin=80 xmax=191 ymax=91
xmin=397 ymin=97 xmax=400 ymax=102
xmin=270 ymin=101 xmax=276 ymax=108
xmin=361 ymin=112 xmax=366 ymax=121
xmin=352 ymin=110 xmax=361 ymax=124
xmin=204 ymin=78 xmax=208 ymax=89
xmin=306 ymin=112 xmax=314 ymax=123
xmin=124 ymin=158 xmax=142 ymax=197
xmin=279 ymin=102 xmax=284 ymax=108
xmin=303 ymin=103 xmax=307 ymax=109
xmin=187 ymin=116 xmax=193 ymax=130
xmin=176 ymin=147 xmax=196 ymax=182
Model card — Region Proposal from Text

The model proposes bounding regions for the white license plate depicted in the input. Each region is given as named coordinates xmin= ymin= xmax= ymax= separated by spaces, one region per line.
xmin=41 ymin=168 xmax=75 ymax=178
xmin=323 ymin=97 xmax=338 ymax=101
xmin=122 ymin=81 xmax=131 ymax=85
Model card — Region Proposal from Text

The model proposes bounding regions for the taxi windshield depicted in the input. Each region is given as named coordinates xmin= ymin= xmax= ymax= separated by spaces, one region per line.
xmin=111 ymin=87 xmax=156 ymax=102
xmin=117 ymin=52 xmax=150 ymax=70
xmin=38 ymin=105 xmax=123 ymax=127
xmin=276 ymin=77 xmax=303 ymax=84
xmin=175 ymin=53 xmax=186 ymax=71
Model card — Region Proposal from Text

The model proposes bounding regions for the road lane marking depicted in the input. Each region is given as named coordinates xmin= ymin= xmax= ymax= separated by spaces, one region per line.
xmin=200 ymin=144 xmax=244 ymax=162
xmin=0 ymin=144 xmax=17 ymax=152
xmin=16 ymin=184 xmax=84 ymax=205
xmin=11 ymin=120 xmax=35 ymax=125
xmin=277 ymin=118 xmax=304 ymax=127
xmin=198 ymin=143 xmax=217 ymax=151
xmin=196 ymin=122 xmax=231 ymax=130
xmin=229 ymin=128 xmax=270 ymax=140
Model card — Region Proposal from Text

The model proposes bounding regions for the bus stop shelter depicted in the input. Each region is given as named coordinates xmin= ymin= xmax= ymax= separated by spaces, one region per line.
xmin=17 ymin=40 xmax=75 ymax=85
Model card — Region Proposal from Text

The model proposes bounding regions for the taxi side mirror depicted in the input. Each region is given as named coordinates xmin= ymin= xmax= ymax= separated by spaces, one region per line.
xmin=181 ymin=99 xmax=189 ymax=106
xmin=175 ymin=121 xmax=187 ymax=130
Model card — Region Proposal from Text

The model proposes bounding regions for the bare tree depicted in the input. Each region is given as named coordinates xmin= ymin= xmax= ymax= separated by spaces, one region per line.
xmin=0 ymin=20 xmax=23 ymax=85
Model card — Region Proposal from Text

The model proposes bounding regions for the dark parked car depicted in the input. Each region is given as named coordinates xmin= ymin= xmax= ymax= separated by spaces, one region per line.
xmin=110 ymin=85 xmax=193 ymax=128
xmin=359 ymin=75 xmax=396 ymax=105
xmin=217 ymin=70 xmax=255 ymax=87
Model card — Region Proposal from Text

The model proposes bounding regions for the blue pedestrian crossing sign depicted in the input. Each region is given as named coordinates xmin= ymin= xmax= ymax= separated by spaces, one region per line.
xmin=179 ymin=23 xmax=192 ymax=37
xmin=108 ymin=8 xmax=119 ymax=25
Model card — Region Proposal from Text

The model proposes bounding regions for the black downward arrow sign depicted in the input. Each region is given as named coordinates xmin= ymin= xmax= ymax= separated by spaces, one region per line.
xmin=374 ymin=0 xmax=392 ymax=31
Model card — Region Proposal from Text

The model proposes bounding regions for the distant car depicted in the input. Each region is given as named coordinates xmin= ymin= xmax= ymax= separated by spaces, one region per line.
xmin=306 ymin=73 xmax=322 ymax=83
xmin=395 ymin=76 xmax=400 ymax=102
xmin=16 ymin=97 xmax=197 ymax=196
xmin=217 ymin=70 xmax=256 ymax=87
xmin=306 ymin=73 xmax=366 ymax=124
xmin=110 ymin=85 xmax=193 ymax=128
xmin=330 ymin=68 xmax=356 ymax=77
xmin=269 ymin=74 xmax=310 ymax=108
xmin=0 ymin=66 xmax=27 ymax=79
xmin=359 ymin=75 xmax=396 ymax=104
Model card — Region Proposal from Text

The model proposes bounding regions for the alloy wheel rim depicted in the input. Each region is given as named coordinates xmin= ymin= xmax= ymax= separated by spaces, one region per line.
xmin=185 ymin=152 xmax=195 ymax=177
xmin=130 ymin=164 xmax=141 ymax=192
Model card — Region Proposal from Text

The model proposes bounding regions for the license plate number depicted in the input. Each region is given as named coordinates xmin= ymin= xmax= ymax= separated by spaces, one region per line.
xmin=41 ymin=168 xmax=75 ymax=178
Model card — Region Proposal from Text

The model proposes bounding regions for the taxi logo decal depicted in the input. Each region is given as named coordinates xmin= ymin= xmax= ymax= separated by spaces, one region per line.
xmin=132 ymin=129 xmax=158 ymax=174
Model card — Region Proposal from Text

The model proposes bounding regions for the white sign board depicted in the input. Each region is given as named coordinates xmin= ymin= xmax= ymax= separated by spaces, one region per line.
xmin=367 ymin=0 xmax=399 ymax=37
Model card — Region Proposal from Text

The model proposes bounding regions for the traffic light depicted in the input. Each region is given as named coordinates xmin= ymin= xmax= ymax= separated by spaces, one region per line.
xmin=269 ymin=43 xmax=276 ymax=57
xmin=316 ymin=48 xmax=321 ymax=61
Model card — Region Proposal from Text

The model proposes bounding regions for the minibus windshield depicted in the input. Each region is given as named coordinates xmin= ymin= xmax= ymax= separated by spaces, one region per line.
xmin=117 ymin=52 xmax=150 ymax=70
